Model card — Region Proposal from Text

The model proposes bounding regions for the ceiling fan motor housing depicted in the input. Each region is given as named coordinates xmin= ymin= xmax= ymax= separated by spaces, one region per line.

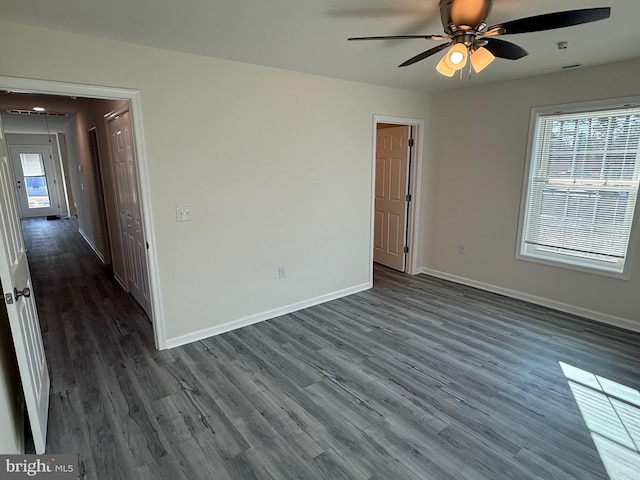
xmin=453 ymin=33 xmax=478 ymax=49
xmin=440 ymin=0 xmax=494 ymax=34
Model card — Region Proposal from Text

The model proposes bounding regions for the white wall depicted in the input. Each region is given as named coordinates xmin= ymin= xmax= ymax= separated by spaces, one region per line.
xmin=422 ymin=58 xmax=640 ymax=330
xmin=62 ymin=116 xmax=97 ymax=248
xmin=56 ymin=132 xmax=76 ymax=218
xmin=0 ymin=21 xmax=431 ymax=342
xmin=61 ymin=98 xmax=127 ymax=266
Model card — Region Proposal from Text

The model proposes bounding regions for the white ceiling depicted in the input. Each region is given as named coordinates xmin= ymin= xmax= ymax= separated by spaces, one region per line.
xmin=1 ymin=0 xmax=638 ymax=94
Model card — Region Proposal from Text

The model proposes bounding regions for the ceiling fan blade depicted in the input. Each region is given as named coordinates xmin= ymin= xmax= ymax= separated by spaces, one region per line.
xmin=489 ymin=7 xmax=611 ymax=35
xmin=483 ymin=38 xmax=528 ymax=60
xmin=399 ymin=42 xmax=451 ymax=67
xmin=348 ymin=34 xmax=446 ymax=41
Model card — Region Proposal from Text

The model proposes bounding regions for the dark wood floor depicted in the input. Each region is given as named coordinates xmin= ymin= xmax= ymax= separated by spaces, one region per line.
xmin=23 ymin=217 xmax=640 ymax=479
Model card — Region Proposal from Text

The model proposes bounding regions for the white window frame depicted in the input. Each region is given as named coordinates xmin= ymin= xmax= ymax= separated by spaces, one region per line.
xmin=516 ymin=97 xmax=640 ymax=280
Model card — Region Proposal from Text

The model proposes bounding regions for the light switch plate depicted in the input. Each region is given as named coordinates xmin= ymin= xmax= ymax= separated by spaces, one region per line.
xmin=176 ymin=206 xmax=192 ymax=222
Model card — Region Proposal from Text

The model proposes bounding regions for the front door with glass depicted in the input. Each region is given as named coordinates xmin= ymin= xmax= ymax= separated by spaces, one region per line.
xmin=9 ymin=146 xmax=61 ymax=218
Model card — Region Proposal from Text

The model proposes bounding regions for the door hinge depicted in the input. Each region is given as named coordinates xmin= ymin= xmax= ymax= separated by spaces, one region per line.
xmin=4 ymin=293 xmax=13 ymax=305
xmin=403 ymin=246 xmax=409 ymax=254
xmin=408 ymin=138 xmax=414 ymax=147
xmin=406 ymin=194 xmax=412 ymax=202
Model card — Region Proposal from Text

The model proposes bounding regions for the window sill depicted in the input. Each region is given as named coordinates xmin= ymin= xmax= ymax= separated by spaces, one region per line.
xmin=515 ymin=251 xmax=630 ymax=281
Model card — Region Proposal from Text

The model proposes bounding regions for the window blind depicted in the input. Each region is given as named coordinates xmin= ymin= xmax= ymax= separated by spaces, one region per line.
xmin=522 ymin=106 xmax=640 ymax=271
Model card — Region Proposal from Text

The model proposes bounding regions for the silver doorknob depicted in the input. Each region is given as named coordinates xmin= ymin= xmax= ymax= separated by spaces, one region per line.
xmin=14 ymin=287 xmax=31 ymax=301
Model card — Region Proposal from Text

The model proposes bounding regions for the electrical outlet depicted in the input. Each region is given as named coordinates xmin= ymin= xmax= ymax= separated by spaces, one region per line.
xmin=278 ymin=266 xmax=287 ymax=279
xmin=176 ymin=206 xmax=192 ymax=222
xmin=458 ymin=244 xmax=466 ymax=255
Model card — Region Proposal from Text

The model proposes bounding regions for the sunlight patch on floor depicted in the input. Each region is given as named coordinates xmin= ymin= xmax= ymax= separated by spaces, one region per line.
xmin=560 ymin=362 xmax=640 ymax=480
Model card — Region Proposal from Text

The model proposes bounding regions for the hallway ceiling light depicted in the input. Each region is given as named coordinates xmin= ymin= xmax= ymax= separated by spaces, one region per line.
xmin=32 ymin=106 xmax=45 ymax=112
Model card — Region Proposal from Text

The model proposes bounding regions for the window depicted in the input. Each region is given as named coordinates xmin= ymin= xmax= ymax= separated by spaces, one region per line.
xmin=517 ymin=99 xmax=640 ymax=278
xmin=20 ymin=153 xmax=51 ymax=209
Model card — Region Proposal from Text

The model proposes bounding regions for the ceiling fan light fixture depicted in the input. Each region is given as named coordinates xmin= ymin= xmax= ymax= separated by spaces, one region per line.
xmin=450 ymin=51 xmax=465 ymax=65
xmin=470 ymin=46 xmax=495 ymax=73
xmin=444 ymin=43 xmax=468 ymax=70
xmin=436 ymin=55 xmax=456 ymax=77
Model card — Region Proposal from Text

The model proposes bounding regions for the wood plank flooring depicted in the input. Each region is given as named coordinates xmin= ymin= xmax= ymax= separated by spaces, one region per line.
xmin=22 ymin=217 xmax=640 ymax=479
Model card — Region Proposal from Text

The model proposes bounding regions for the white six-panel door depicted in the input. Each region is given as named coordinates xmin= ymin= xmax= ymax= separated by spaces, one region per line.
xmin=107 ymin=111 xmax=151 ymax=317
xmin=0 ymin=117 xmax=50 ymax=454
xmin=374 ymin=125 xmax=410 ymax=272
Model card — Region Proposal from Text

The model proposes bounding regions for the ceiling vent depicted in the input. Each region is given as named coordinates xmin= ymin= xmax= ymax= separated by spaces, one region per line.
xmin=6 ymin=109 xmax=69 ymax=117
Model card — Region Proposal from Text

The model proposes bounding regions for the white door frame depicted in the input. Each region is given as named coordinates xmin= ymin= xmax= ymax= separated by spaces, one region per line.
xmin=370 ymin=115 xmax=425 ymax=283
xmin=0 ymin=76 xmax=166 ymax=350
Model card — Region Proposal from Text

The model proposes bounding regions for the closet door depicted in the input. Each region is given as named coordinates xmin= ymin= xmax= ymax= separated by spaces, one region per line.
xmin=107 ymin=111 xmax=150 ymax=317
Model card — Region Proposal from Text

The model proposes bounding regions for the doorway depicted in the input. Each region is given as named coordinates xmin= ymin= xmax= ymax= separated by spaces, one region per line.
xmin=9 ymin=145 xmax=61 ymax=218
xmin=0 ymin=76 xmax=164 ymax=350
xmin=370 ymin=115 xmax=424 ymax=281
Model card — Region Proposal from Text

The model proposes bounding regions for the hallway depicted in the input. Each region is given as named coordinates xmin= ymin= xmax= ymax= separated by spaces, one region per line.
xmin=23 ymin=217 xmax=160 ymax=477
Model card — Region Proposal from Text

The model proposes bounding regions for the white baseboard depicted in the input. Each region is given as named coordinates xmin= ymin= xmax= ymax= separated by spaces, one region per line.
xmin=165 ymin=282 xmax=372 ymax=349
xmin=113 ymin=273 xmax=128 ymax=292
xmin=416 ymin=267 xmax=640 ymax=334
xmin=77 ymin=228 xmax=106 ymax=264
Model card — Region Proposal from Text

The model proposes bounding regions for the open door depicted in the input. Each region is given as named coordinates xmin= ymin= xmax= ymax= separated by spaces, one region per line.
xmin=0 ymin=117 xmax=50 ymax=453
xmin=107 ymin=110 xmax=151 ymax=317
xmin=374 ymin=124 xmax=411 ymax=271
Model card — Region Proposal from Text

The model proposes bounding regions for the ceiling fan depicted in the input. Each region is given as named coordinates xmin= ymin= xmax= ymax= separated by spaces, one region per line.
xmin=348 ymin=0 xmax=611 ymax=76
